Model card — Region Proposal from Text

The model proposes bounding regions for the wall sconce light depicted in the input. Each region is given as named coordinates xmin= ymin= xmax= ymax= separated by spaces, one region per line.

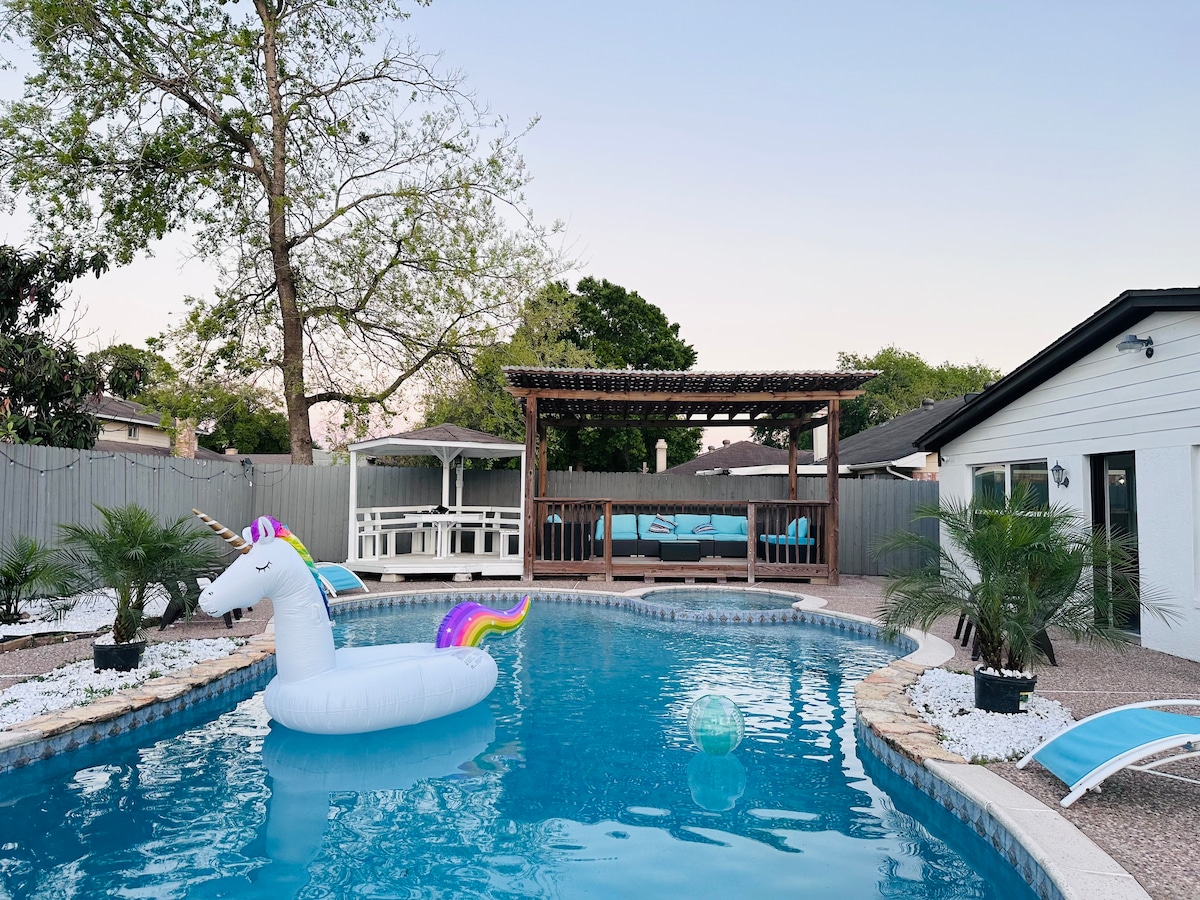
xmin=1051 ymin=461 xmax=1069 ymax=488
xmin=1115 ymin=334 xmax=1154 ymax=358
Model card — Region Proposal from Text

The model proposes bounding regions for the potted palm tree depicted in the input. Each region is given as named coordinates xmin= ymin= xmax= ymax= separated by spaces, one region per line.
xmin=60 ymin=504 xmax=225 ymax=671
xmin=875 ymin=485 xmax=1171 ymax=713
xmin=0 ymin=534 xmax=74 ymax=627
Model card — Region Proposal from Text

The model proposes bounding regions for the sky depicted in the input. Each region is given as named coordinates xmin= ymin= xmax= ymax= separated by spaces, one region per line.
xmin=2 ymin=2 xmax=1198 ymax=437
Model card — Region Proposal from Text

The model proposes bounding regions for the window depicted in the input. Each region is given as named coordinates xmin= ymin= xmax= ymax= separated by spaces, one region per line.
xmin=127 ymin=424 xmax=140 ymax=440
xmin=972 ymin=460 xmax=1049 ymax=507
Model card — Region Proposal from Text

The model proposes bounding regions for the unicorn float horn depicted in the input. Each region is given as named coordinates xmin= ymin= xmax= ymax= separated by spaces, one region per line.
xmin=435 ymin=596 xmax=531 ymax=649
xmin=193 ymin=509 xmax=251 ymax=555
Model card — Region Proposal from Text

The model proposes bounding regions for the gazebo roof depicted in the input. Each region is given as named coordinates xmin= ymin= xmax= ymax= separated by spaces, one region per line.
xmin=349 ymin=424 xmax=524 ymax=459
xmin=503 ymin=367 xmax=875 ymax=427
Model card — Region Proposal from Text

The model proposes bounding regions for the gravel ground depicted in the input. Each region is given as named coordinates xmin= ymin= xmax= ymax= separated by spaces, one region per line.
xmin=3 ymin=574 xmax=1198 ymax=899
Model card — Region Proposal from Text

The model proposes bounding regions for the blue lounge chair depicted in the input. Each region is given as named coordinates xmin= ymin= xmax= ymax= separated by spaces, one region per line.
xmin=1016 ymin=700 xmax=1200 ymax=807
xmin=315 ymin=562 xmax=370 ymax=597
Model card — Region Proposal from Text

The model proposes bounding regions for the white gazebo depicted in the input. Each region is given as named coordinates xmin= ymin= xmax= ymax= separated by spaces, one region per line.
xmin=346 ymin=425 xmax=526 ymax=581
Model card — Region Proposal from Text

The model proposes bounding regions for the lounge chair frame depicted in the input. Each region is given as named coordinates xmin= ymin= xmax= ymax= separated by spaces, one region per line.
xmin=1016 ymin=699 xmax=1200 ymax=807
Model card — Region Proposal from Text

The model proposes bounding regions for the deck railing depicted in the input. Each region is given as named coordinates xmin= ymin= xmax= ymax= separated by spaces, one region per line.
xmin=532 ymin=498 xmax=830 ymax=581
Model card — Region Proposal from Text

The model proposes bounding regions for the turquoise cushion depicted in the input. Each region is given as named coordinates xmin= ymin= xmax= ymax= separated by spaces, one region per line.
xmin=596 ymin=514 xmax=638 ymax=539
xmin=786 ymin=517 xmax=808 ymax=539
xmin=673 ymin=514 xmax=711 ymax=533
xmin=760 ymin=534 xmax=815 ymax=546
xmin=711 ymin=533 xmax=745 ymax=542
xmin=711 ymin=514 xmax=747 ymax=535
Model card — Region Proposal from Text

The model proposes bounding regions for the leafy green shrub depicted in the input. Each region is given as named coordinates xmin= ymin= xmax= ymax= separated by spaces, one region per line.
xmin=0 ymin=535 xmax=74 ymax=625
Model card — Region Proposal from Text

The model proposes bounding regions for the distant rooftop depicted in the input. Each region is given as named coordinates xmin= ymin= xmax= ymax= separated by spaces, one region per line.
xmin=662 ymin=440 xmax=802 ymax=475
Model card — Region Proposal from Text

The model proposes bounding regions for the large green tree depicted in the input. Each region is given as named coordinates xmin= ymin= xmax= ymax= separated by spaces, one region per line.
xmin=754 ymin=346 xmax=1000 ymax=448
xmin=0 ymin=0 xmax=556 ymax=463
xmin=421 ymin=281 xmax=591 ymax=465
xmin=422 ymin=277 xmax=702 ymax=472
xmin=559 ymin=277 xmax=700 ymax=472
xmin=0 ymin=245 xmax=108 ymax=447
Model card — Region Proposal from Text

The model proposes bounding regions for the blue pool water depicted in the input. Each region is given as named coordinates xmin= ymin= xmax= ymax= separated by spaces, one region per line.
xmin=0 ymin=599 xmax=1038 ymax=899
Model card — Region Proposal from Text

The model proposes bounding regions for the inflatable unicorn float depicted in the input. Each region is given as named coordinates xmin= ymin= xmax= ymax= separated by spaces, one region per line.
xmin=193 ymin=510 xmax=529 ymax=735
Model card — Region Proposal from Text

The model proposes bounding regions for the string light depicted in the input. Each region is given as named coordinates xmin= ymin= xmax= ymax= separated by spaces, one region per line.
xmin=0 ymin=447 xmax=267 ymax=482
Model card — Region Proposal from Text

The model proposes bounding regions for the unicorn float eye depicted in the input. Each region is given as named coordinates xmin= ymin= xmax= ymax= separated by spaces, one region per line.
xmin=256 ymin=562 xmax=272 ymax=572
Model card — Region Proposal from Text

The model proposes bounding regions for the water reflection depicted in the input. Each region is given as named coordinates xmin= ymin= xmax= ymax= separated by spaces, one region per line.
xmin=255 ymin=704 xmax=495 ymax=896
xmin=687 ymin=753 xmax=746 ymax=812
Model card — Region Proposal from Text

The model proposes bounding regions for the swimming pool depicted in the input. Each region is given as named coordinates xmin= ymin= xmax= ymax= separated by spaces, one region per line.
xmin=0 ymin=597 xmax=1037 ymax=899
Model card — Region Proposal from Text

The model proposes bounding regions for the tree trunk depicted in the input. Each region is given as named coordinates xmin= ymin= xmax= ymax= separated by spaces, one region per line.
xmin=257 ymin=0 xmax=313 ymax=465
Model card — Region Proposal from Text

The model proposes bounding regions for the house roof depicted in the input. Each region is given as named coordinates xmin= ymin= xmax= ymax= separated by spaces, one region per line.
xmin=502 ymin=367 xmax=875 ymax=427
xmin=349 ymin=424 xmax=524 ymax=460
xmin=661 ymin=440 xmax=801 ymax=475
xmin=918 ymin=287 xmax=1200 ymax=451
xmin=691 ymin=399 xmax=962 ymax=477
xmin=88 ymin=395 xmax=162 ymax=427
xmin=838 ymin=397 xmax=965 ymax=468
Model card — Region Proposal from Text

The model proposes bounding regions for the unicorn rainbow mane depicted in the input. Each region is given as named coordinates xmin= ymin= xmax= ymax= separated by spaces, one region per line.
xmin=251 ymin=516 xmax=329 ymax=613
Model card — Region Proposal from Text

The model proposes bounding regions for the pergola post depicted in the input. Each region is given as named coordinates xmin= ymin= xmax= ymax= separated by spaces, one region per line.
xmin=522 ymin=396 xmax=538 ymax=580
xmin=787 ymin=426 xmax=799 ymax=501
xmin=826 ymin=400 xmax=841 ymax=585
xmin=537 ymin=421 xmax=548 ymax=498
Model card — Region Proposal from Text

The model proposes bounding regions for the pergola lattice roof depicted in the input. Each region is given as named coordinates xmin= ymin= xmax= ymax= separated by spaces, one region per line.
xmin=503 ymin=368 xmax=876 ymax=427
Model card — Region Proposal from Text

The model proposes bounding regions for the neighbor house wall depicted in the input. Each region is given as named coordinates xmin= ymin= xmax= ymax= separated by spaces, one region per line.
xmin=98 ymin=420 xmax=172 ymax=448
xmin=937 ymin=309 xmax=1200 ymax=661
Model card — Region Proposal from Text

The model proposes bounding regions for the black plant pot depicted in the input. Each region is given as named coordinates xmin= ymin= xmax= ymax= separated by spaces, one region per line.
xmin=973 ymin=668 xmax=1037 ymax=714
xmin=94 ymin=639 xmax=147 ymax=672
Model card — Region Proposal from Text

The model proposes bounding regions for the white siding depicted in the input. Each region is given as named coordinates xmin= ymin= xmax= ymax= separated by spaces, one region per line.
xmin=99 ymin=420 xmax=173 ymax=448
xmin=938 ymin=309 xmax=1200 ymax=662
xmin=943 ymin=310 xmax=1200 ymax=464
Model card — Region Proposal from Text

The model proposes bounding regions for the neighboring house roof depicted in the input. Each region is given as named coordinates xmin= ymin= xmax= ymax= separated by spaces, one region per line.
xmin=918 ymin=287 xmax=1200 ymax=451
xmin=838 ymin=397 xmax=966 ymax=469
xmin=698 ymin=400 xmax=964 ymax=477
xmin=88 ymin=395 xmax=162 ymax=428
xmin=92 ymin=439 xmax=228 ymax=461
xmin=662 ymin=440 xmax=802 ymax=475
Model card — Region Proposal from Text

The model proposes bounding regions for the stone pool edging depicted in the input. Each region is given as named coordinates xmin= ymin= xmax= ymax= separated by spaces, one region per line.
xmin=0 ymin=631 xmax=276 ymax=775
xmin=0 ymin=585 xmax=1150 ymax=900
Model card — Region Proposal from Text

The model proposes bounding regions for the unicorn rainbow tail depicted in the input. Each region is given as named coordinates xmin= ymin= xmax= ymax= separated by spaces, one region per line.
xmin=435 ymin=596 xmax=530 ymax=649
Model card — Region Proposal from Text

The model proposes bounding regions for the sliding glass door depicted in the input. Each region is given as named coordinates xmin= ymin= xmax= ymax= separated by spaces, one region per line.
xmin=1090 ymin=453 xmax=1139 ymax=632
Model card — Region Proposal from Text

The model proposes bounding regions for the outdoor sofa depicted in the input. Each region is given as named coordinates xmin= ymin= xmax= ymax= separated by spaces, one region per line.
xmin=594 ymin=513 xmax=749 ymax=559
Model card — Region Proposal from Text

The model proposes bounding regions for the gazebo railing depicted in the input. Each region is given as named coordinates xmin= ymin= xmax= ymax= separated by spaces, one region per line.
xmin=353 ymin=504 xmax=522 ymax=563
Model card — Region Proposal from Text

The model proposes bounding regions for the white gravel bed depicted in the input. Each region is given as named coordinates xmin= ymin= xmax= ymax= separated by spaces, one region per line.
xmin=0 ymin=637 xmax=243 ymax=730
xmin=1 ymin=591 xmax=170 ymax=637
xmin=909 ymin=668 xmax=1075 ymax=763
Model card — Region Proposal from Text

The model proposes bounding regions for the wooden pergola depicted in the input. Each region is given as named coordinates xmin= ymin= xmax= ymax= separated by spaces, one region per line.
xmin=503 ymin=368 xmax=875 ymax=584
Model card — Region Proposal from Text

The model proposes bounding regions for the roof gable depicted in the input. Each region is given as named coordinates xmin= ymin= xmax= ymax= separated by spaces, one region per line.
xmin=918 ymin=288 xmax=1200 ymax=450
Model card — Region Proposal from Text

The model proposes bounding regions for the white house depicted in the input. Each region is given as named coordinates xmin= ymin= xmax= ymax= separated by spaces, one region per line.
xmin=918 ymin=288 xmax=1200 ymax=662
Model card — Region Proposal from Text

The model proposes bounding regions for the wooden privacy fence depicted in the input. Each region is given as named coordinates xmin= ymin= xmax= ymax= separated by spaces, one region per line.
xmin=0 ymin=444 xmax=937 ymax=576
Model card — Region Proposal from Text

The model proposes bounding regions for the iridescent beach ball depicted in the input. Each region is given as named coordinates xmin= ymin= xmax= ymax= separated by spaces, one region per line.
xmin=687 ymin=694 xmax=745 ymax=755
